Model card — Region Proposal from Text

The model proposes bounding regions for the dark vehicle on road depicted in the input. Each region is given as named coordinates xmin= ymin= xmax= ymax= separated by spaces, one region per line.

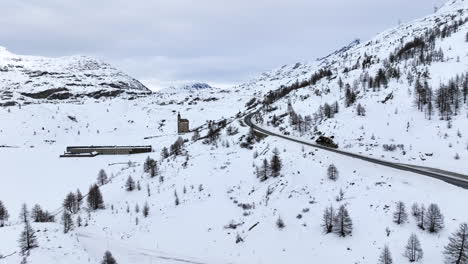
xmin=315 ymin=136 xmax=338 ymax=148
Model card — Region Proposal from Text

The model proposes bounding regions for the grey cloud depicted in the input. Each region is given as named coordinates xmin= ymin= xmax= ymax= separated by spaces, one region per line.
xmin=0 ymin=0 xmax=448 ymax=89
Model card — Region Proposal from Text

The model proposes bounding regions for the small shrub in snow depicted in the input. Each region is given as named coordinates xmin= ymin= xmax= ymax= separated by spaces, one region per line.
xmin=336 ymin=189 xmax=345 ymax=202
xmin=403 ymin=233 xmax=423 ymax=262
xmin=356 ymin=103 xmax=366 ymax=116
xmin=101 ymin=250 xmax=118 ymax=264
xmin=235 ymin=233 xmax=244 ymax=244
xmin=455 ymin=153 xmax=460 ymax=160
xmin=276 ymin=216 xmax=285 ymax=230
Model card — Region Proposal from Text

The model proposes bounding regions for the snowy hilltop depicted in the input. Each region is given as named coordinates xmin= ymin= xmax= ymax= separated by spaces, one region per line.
xmin=1 ymin=0 xmax=468 ymax=264
xmin=0 ymin=46 xmax=150 ymax=105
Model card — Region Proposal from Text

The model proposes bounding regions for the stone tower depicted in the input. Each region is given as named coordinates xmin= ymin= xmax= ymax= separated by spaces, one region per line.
xmin=177 ymin=112 xmax=189 ymax=134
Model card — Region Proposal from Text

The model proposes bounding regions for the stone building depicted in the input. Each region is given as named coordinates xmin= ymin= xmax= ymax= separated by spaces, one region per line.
xmin=177 ymin=112 xmax=189 ymax=134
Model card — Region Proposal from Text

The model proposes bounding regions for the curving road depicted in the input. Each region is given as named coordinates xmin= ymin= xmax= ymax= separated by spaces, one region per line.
xmin=244 ymin=113 xmax=468 ymax=189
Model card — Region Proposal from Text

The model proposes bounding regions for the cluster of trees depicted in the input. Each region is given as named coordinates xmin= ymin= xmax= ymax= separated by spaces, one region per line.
xmin=31 ymin=204 xmax=54 ymax=223
xmin=287 ymin=103 xmax=313 ymax=135
xmin=170 ymin=137 xmax=185 ymax=156
xmin=322 ymin=205 xmax=353 ymax=237
xmin=263 ymin=67 xmax=333 ymax=105
xmin=391 ymin=202 xmax=445 ymax=233
xmin=143 ymin=156 xmax=158 ymax=177
xmin=379 ymin=222 xmax=468 ymax=264
xmin=63 ymin=189 xmax=83 ymax=214
xmin=202 ymin=119 xmax=228 ymax=144
xmin=378 ymin=234 xmax=424 ymax=263
xmin=256 ymin=148 xmax=282 ymax=182
xmin=413 ymin=73 xmax=468 ymax=121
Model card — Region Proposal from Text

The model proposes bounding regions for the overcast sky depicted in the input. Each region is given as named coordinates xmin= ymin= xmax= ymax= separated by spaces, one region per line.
xmin=0 ymin=0 xmax=448 ymax=90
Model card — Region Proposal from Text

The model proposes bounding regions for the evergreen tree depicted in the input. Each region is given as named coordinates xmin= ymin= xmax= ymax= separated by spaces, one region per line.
xmin=327 ymin=164 xmax=339 ymax=181
xmin=416 ymin=204 xmax=426 ymax=230
xmin=101 ymin=250 xmax=118 ymax=264
xmin=0 ymin=200 xmax=9 ymax=227
xmin=31 ymin=204 xmax=44 ymax=222
xmin=258 ymin=159 xmax=270 ymax=182
xmin=378 ymin=245 xmax=393 ymax=264
xmin=333 ymin=205 xmax=353 ymax=237
xmin=270 ymin=148 xmax=282 ymax=178
xmin=322 ymin=206 xmax=334 ymax=234
xmin=18 ymin=221 xmax=38 ymax=255
xmin=444 ymin=223 xmax=468 ymax=264
xmin=63 ymin=192 xmax=78 ymax=214
xmin=62 ymin=211 xmax=74 ymax=234
xmin=143 ymin=202 xmax=149 ymax=218
xmin=19 ymin=204 xmax=29 ymax=224
xmin=125 ymin=176 xmax=136 ymax=191
xmin=87 ymin=184 xmax=105 ymax=210
xmin=404 ymin=233 xmax=423 ymax=262
xmin=97 ymin=169 xmax=108 ymax=186
xmin=393 ymin=201 xmax=408 ymax=225
xmin=425 ymin=203 xmax=444 ymax=233
xmin=174 ymin=190 xmax=180 ymax=206
xmin=161 ymin=147 xmax=169 ymax=159
xmin=76 ymin=189 xmax=83 ymax=211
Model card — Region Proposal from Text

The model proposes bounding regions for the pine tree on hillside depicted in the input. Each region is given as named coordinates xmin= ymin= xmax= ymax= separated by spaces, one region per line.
xmin=411 ymin=203 xmax=420 ymax=218
xmin=270 ymin=148 xmax=282 ymax=178
xmin=0 ymin=200 xmax=9 ymax=227
xmin=393 ymin=201 xmax=408 ymax=225
xmin=417 ymin=205 xmax=426 ymax=230
xmin=63 ymin=192 xmax=78 ymax=214
xmin=62 ymin=211 xmax=74 ymax=234
xmin=161 ymin=147 xmax=169 ymax=159
xmin=322 ymin=206 xmax=335 ymax=234
xmin=425 ymin=203 xmax=444 ymax=233
xmin=18 ymin=220 xmax=38 ymax=255
xmin=378 ymin=245 xmax=393 ymax=264
xmin=257 ymin=159 xmax=270 ymax=182
xmin=19 ymin=204 xmax=29 ymax=224
xmin=403 ymin=233 xmax=423 ymax=262
xmin=333 ymin=205 xmax=353 ymax=237
xmin=31 ymin=204 xmax=43 ymax=222
xmin=76 ymin=189 xmax=83 ymax=211
xmin=327 ymin=164 xmax=339 ymax=181
xmin=97 ymin=169 xmax=108 ymax=186
xmin=444 ymin=223 xmax=468 ymax=264
xmin=143 ymin=202 xmax=150 ymax=218
xmin=125 ymin=176 xmax=135 ymax=191
xmin=87 ymin=184 xmax=104 ymax=210
xmin=101 ymin=251 xmax=118 ymax=264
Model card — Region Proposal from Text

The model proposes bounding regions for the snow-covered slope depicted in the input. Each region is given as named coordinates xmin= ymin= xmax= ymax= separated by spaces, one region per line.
xmin=1 ymin=1 xmax=468 ymax=264
xmin=245 ymin=0 xmax=468 ymax=173
xmin=0 ymin=46 xmax=150 ymax=105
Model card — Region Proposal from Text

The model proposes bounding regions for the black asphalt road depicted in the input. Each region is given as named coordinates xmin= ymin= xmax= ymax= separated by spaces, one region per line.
xmin=244 ymin=113 xmax=468 ymax=189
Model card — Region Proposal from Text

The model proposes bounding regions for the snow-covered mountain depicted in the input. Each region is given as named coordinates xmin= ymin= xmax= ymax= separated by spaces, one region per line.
xmin=0 ymin=46 xmax=150 ymax=105
xmin=1 ymin=1 xmax=468 ymax=264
